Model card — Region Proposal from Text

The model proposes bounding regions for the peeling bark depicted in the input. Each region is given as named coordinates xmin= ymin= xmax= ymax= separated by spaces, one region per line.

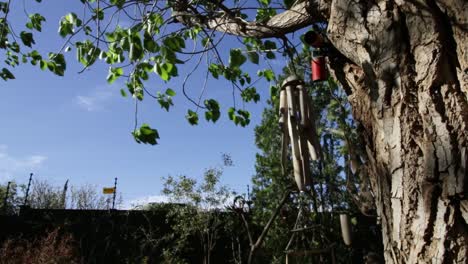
xmin=327 ymin=0 xmax=468 ymax=263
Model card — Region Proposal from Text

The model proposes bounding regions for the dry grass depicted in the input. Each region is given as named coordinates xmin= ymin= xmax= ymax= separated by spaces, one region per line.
xmin=0 ymin=228 xmax=79 ymax=264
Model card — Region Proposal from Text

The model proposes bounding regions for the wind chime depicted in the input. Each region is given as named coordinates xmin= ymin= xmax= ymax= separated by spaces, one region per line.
xmin=279 ymin=75 xmax=321 ymax=191
xmin=279 ymin=74 xmax=330 ymax=263
xmin=279 ymin=28 xmax=328 ymax=192
xmin=279 ymin=30 xmax=348 ymax=263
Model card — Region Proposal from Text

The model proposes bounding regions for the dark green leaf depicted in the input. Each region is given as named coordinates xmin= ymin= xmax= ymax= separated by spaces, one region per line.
xmin=186 ymin=110 xmax=199 ymax=125
xmin=204 ymin=99 xmax=220 ymax=123
xmin=132 ymin=124 xmax=159 ymax=145
xmin=229 ymin=49 xmax=246 ymax=68
xmin=120 ymin=88 xmax=127 ymax=97
xmin=247 ymin=51 xmax=259 ymax=64
xmin=20 ymin=32 xmax=35 ymax=47
xmin=0 ymin=68 xmax=15 ymax=80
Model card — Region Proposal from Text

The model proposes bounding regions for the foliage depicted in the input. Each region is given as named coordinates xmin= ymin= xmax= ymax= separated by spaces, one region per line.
xmin=28 ymin=179 xmax=64 ymax=209
xmin=68 ymin=183 xmax=119 ymax=209
xmin=160 ymin=164 xmax=236 ymax=264
xmin=0 ymin=180 xmax=122 ymax=213
xmin=0 ymin=0 xmax=302 ymax=144
xmin=250 ymin=54 xmax=361 ymax=262
xmin=0 ymin=228 xmax=79 ymax=264
xmin=0 ymin=182 xmax=22 ymax=214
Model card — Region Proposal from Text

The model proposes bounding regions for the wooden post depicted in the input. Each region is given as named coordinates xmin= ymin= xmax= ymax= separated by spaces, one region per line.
xmin=23 ymin=173 xmax=33 ymax=206
xmin=112 ymin=177 xmax=117 ymax=209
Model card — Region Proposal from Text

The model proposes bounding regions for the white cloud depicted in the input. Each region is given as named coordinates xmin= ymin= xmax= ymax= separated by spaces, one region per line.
xmin=124 ymin=195 xmax=170 ymax=210
xmin=0 ymin=145 xmax=47 ymax=181
xmin=75 ymin=90 xmax=113 ymax=112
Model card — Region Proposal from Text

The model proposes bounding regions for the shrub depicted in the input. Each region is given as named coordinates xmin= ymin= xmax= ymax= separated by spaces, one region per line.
xmin=0 ymin=228 xmax=79 ymax=264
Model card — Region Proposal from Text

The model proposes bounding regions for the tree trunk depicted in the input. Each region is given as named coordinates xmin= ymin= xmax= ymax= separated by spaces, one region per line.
xmin=326 ymin=0 xmax=468 ymax=263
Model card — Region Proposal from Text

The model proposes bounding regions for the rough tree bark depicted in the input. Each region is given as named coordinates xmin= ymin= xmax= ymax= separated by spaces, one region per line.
xmin=173 ymin=0 xmax=468 ymax=263
xmin=326 ymin=1 xmax=468 ymax=263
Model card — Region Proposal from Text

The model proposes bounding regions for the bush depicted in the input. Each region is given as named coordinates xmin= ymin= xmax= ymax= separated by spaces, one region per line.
xmin=0 ymin=228 xmax=79 ymax=264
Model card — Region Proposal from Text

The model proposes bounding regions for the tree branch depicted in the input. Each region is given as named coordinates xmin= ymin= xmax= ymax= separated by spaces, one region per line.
xmin=172 ymin=0 xmax=328 ymax=39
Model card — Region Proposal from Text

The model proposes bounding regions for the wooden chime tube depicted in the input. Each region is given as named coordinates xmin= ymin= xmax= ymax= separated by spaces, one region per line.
xmin=287 ymin=84 xmax=305 ymax=191
xmin=297 ymin=83 xmax=309 ymax=128
xmin=305 ymin=96 xmax=321 ymax=160
xmin=279 ymin=89 xmax=289 ymax=175
xmin=297 ymin=82 xmax=313 ymax=187
xmin=279 ymin=89 xmax=287 ymax=126
xmin=340 ymin=214 xmax=352 ymax=246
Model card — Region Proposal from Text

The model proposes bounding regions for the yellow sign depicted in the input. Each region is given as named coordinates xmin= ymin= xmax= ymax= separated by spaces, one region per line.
xmin=103 ymin=187 xmax=115 ymax=194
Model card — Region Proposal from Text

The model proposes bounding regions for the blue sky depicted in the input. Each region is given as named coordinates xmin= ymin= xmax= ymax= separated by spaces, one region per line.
xmin=1 ymin=1 xmax=294 ymax=207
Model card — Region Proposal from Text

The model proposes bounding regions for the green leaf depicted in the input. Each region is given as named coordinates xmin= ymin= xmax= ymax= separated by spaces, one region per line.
xmin=201 ymin=37 xmax=210 ymax=47
xmin=93 ymin=8 xmax=104 ymax=20
xmin=143 ymin=32 xmax=158 ymax=52
xmin=186 ymin=110 xmax=199 ymax=125
xmin=156 ymin=92 xmax=173 ymax=111
xmin=148 ymin=13 xmax=163 ymax=28
xmin=59 ymin=13 xmax=82 ymax=38
xmin=264 ymin=40 xmax=277 ymax=50
xmin=263 ymin=40 xmax=277 ymax=59
xmin=128 ymin=34 xmax=143 ymax=61
xmin=163 ymin=35 xmax=185 ymax=52
xmin=110 ymin=0 xmax=125 ymax=8
xmin=241 ymin=87 xmax=260 ymax=103
xmin=237 ymin=109 xmax=251 ymax=127
xmin=120 ymin=88 xmax=127 ymax=97
xmin=269 ymin=85 xmax=279 ymax=102
xmin=228 ymin=107 xmax=235 ymax=120
xmin=107 ymin=67 xmax=123 ymax=84
xmin=247 ymin=52 xmax=259 ymax=64
xmin=258 ymin=69 xmax=275 ymax=81
xmin=48 ymin=53 xmax=66 ymax=76
xmin=154 ymin=63 xmax=169 ymax=81
xmin=20 ymin=32 xmax=35 ymax=47
xmin=208 ymin=64 xmax=222 ymax=79
xmin=229 ymin=49 xmax=246 ymax=68
xmin=27 ymin=14 xmax=45 ymax=32
xmin=256 ymin=8 xmax=276 ymax=23
xmin=228 ymin=108 xmax=251 ymax=127
xmin=40 ymin=60 xmax=47 ymax=70
xmin=204 ymin=99 xmax=220 ymax=123
xmin=266 ymin=51 xmax=275 ymax=59
xmin=0 ymin=68 xmax=15 ymax=80
xmin=165 ymin=88 xmax=176 ymax=97
xmin=132 ymin=124 xmax=159 ymax=145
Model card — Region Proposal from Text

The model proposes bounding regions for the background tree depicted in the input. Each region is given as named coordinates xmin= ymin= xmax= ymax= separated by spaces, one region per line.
xmin=28 ymin=179 xmax=64 ymax=209
xmin=160 ymin=165 xmax=235 ymax=264
xmin=1 ymin=0 xmax=467 ymax=262
xmin=0 ymin=182 xmax=22 ymax=214
xmin=1 ymin=179 xmax=121 ymax=211
xmin=251 ymin=58 xmax=381 ymax=263
xmin=69 ymin=184 xmax=112 ymax=210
